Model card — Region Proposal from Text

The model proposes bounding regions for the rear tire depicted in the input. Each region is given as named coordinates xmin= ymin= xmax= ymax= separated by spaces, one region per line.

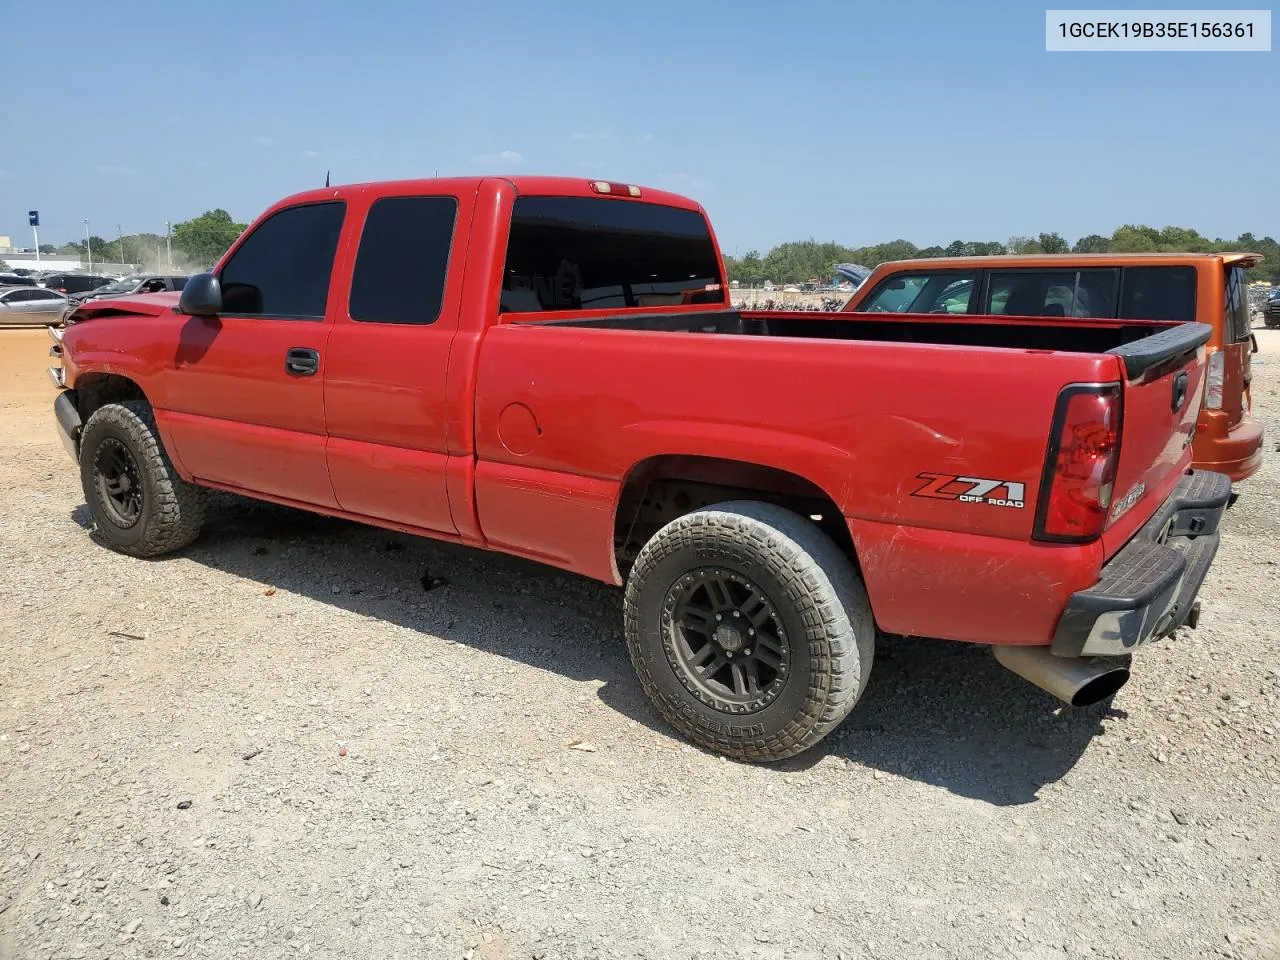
xmin=79 ymin=400 xmax=205 ymax=558
xmin=624 ymin=501 xmax=874 ymax=762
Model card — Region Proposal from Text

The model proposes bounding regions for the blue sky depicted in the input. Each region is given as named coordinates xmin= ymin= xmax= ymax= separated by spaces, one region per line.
xmin=1 ymin=0 xmax=1275 ymax=254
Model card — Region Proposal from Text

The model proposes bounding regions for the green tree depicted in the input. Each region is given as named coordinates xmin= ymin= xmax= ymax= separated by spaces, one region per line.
xmin=1157 ymin=226 xmax=1211 ymax=252
xmin=172 ymin=209 xmax=247 ymax=267
xmin=1109 ymin=225 xmax=1159 ymax=253
xmin=38 ymin=244 xmax=56 ymax=254
xmin=1007 ymin=236 xmax=1043 ymax=255
xmin=739 ymin=250 xmax=764 ymax=283
xmin=86 ymin=236 xmax=111 ymax=258
xmin=1072 ymin=234 xmax=1111 ymax=253
xmin=1038 ymin=232 xmax=1069 ymax=254
xmin=56 ymin=242 xmax=84 ymax=256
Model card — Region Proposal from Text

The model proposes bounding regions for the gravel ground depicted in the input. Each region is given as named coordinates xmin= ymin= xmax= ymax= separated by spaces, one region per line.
xmin=1 ymin=325 xmax=1277 ymax=960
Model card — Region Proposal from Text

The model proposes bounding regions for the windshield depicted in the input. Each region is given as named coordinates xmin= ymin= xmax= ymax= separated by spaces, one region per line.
xmin=93 ymin=278 xmax=139 ymax=294
xmin=859 ymin=272 xmax=978 ymax=314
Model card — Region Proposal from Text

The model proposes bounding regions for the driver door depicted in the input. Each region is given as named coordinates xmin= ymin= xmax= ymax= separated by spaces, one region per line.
xmin=159 ymin=201 xmax=347 ymax=508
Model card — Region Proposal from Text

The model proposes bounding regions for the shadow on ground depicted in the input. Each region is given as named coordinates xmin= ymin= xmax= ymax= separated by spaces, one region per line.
xmin=73 ymin=495 xmax=1108 ymax=806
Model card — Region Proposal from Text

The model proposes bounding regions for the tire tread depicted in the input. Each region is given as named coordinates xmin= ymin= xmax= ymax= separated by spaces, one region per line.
xmin=624 ymin=501 xmax=874 ymax=762
xmin=80 ymin=400 xmax=205 ymax=558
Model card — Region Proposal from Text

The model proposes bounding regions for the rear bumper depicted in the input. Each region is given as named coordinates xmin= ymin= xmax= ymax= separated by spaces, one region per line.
xmin=1050 ymin=470 xmax=1231 ymax=658
xmin=1193 ymin=412 xmax=1264 ymax=482
xmin=54 ymin=390 xmax=82 ymax=461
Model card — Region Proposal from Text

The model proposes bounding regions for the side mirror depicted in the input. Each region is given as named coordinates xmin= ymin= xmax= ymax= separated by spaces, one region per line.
xmin=178 ymin=273 xmax=222 ymax=316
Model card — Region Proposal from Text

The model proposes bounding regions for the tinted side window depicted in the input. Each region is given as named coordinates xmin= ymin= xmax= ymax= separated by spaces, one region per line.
xmin=1223 ymin=266 xmax=1252 ymax=342
xmin=858 ymin=271 xmax=977 ymax=313
xmin=349 ymin=196 xmax=457 ymax=325
xmin=219 ymin=202 xmax=345 ymax=318
xmin=1118 ymin=266 xmax=1197 ymax=322
xmin=987 ymin=270 xmax=1119 ymax=318
xmin=501 ymin=197 xmax=723 ymax=312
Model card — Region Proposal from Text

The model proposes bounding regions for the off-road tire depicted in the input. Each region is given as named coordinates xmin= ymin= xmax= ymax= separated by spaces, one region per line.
xmin=624 ymin=501 xmax=875 ymax=762
xmin=79 ymin=400 xmax=205 ymax=558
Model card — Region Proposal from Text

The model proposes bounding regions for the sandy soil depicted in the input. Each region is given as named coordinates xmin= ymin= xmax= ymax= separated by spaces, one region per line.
xmin=0 ymin=325 xmax=1276 ymax=960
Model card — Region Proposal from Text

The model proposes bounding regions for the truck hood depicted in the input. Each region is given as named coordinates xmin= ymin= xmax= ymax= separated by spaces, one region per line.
xmin=66 ymin=291 xmax=180 ymax=324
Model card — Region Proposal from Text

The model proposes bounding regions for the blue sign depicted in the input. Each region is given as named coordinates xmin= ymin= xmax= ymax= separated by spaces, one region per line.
xmin=28 ymin=210 xmax=39 ymax=227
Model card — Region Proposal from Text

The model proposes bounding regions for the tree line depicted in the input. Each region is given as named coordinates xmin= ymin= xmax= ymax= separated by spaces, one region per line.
xmin=38 ymin=210 xmax=248 ymax=271
xmin=21 ymin=213 xmax=1280 ymax=285
xmin=724 ymin=225 xmax=1280 ymax=285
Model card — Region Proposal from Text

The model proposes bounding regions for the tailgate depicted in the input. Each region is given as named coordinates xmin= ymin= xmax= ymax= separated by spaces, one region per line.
xmin=1101 ymin=322 xmax=1212 ymax=557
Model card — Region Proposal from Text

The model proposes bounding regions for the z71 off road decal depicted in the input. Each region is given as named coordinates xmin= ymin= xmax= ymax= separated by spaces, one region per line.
xmin=911 ymin=473 xmax=1026 ymax=509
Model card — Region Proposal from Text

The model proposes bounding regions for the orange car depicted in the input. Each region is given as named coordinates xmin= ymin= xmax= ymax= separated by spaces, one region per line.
xmin=842 ymin=252 xmax=1264 ymax=482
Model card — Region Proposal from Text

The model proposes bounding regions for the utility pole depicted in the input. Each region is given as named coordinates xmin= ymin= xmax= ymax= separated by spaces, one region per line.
xmin=84 ymin=220 xmax=92 ymax=273
xmin=165 ymin=221 xmax=172 ymax=269
xmin=117 ymin=224 xmax=128 ymax=270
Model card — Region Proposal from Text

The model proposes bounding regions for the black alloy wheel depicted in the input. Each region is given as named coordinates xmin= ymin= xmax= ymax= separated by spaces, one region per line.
xmin=93 ymin=436 xmax=144 ymax=528
xmin=665 ymin=568 xmax=790 ymax=714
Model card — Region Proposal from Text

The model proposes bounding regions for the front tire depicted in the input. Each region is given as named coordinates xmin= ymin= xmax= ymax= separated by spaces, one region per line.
xmin=79 ymin=400 xmax=205 ymax=557
xmin=624 ymin=501 xmax=874 ymax=762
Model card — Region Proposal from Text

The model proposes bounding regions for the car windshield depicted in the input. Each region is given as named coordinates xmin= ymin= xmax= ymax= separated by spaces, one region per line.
xmin=94 ymin=278 xmax=139 ymax=294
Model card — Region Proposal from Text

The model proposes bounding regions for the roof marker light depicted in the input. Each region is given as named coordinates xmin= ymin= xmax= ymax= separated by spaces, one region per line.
xmin=589 ymin=180 xmax=643 ymax=198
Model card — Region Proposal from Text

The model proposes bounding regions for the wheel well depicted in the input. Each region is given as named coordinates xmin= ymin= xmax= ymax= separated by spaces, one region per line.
xmin=75 ymin=374 xmax=147 ymax=420
xmin=613 ymin=455 xmax=855 ymax=577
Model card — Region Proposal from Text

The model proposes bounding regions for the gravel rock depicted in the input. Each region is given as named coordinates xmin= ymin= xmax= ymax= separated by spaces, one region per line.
xmin=1 ymin=327 xmax=1277 ymax=960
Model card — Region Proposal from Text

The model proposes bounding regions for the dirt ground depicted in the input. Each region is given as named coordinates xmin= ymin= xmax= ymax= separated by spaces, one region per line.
xmin=0 ymin=324 xmax=1277 ymax=960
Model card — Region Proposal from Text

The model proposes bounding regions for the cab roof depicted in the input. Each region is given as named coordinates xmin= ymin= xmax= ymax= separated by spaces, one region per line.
xmin=269 ymin=176 xmax=704 ymax=214
xmin=875 ymin=251 xmax=1263 ymax=271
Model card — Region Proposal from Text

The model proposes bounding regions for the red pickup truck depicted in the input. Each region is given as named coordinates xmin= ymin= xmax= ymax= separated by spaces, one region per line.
xmin=49 ymin=176 xmax=1230 ymax=762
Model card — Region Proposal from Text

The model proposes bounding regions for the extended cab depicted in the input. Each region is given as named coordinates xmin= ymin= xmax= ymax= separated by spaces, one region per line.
xmin=48 ymin=177 xmax=1230 ymax=761
xmin=842 ymin=253 xmax=1265 ymax=482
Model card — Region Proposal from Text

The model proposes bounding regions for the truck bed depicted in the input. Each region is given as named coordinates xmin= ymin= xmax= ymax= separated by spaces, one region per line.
xmin=529 ymin=309 xmax=1200 ymax=379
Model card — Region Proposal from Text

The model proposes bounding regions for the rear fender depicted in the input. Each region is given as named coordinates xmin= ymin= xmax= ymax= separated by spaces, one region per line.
xmin=616 ymin=419 xmax=853 ymax=506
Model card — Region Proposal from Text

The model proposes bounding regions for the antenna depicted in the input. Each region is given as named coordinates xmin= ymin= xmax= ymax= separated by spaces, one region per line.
xmin=324 ymin=170 xmax=330 ymax=188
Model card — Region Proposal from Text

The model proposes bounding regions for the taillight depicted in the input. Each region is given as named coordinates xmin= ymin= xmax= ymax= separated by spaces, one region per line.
xmin=1204 ymin=350 xmax=1224 ymax=409
xmin=1034 ymin=384 xmax=1123 ymax=543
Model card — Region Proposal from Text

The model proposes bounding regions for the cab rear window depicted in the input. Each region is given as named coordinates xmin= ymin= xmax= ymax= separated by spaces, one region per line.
xmin=501 ymin=197 xmax=723 ymax=312
xmin=1117 ymin=266 xmax=1196 ymax=322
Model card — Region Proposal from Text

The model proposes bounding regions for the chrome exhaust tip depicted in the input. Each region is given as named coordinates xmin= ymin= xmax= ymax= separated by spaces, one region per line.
xmin=994 ymin=644 xmax=1130 ymax=707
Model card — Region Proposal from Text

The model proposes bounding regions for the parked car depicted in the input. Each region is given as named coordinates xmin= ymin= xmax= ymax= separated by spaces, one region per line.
xmin=1265 ymin=290 xmax=1280 ymax=329
xmin=40 ymin=274 xmax=116 ymax=296
xmin=0 ymin=286 xmax=69 ymax=326
xmin=842 ymin=253 xmax=1265 ymax=483
xmin=68 ymin=274 xmax=191 ymax=305
xmin=50 ymin=175 xmax=1229 ymax=762
xmin=0 ymin=272 xmax=38 ymax=287
xmin=833 ymin=263 xmax=872 ymax=290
